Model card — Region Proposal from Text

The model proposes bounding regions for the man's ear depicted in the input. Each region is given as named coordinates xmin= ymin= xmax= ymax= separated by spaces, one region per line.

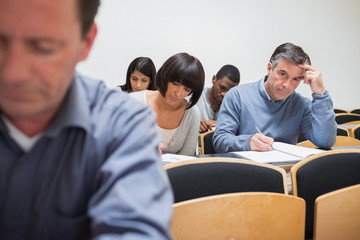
xmin=80 ymin=23 xmax=98 ymax=61
xmin=267 ymin=62 xmax=272 ymax=75
xmin=212 ymin=75 xmax=216 ymax=84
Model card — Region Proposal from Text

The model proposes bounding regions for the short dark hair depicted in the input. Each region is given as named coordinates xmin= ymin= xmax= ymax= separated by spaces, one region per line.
xmin=156 ymin=53 xmax=205 ymax=109
xmin=77 ymin=0 xmax=101 ymax=37
xmin=269 ymin=42 xmax=311 ymax=69
xmin=215 ymin=64 xmax=240 ymax=84
xmin=120 ymin=57 xmax=157 ymax=92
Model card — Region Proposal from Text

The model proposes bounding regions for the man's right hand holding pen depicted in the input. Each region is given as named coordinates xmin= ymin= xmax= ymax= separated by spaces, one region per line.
xmin=250 ymin=126 xmax=274 ymax=151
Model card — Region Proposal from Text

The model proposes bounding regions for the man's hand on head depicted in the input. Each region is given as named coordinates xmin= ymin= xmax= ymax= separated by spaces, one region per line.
xmin=299 ymin=63 xmax=325 ymax=95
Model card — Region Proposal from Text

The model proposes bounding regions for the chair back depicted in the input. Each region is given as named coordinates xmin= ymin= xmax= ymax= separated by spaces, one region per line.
xmin=335 ymin=113 xmax=360 ymax=124
xmin=198 ymin=129 xmax=216 ymax=154
xmin=291 ymin=149 xmax=360 ymax=238
xmin=171 ymin=192 xmax=305 ymax=240
xmin=314 ymin=183 xmax=360 ymax=240
xmin=337 ymin=126 xmax=349 ymax=136
xmin=334 ymin=108 xmax=348 ymax=114
xmin=351 ymin=124 xmax=360 ymax=140
xmin=349 ymin=108 xmax=360 ymax=115
xmin=165 ymin=158 xmax=287 ymax=203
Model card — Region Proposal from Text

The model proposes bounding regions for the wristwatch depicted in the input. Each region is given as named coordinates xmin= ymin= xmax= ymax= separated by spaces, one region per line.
xmin=320 ymin=89 xmax=327 ymax=96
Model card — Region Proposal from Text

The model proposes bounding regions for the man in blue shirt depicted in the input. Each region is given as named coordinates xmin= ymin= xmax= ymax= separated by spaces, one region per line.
xmin=213 ymin=42 xmax=336 ymax=152
xmin=0 ymin=0 xmax=173 ymax=239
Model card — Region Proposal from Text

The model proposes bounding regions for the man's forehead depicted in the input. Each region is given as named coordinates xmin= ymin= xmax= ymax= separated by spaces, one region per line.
xmin=0 ymin=0 xmax=79 ymax=23
xmin=217 ymin=76 xmax=231 ymax=82
xmin=0 ymin=0 xmax=81 ymax=40
xmin=275 ymin=58 xmax=306 ymax=78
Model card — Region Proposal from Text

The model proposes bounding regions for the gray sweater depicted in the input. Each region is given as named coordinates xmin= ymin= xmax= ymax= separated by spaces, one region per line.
xmin=130 ymin=90 xmax=200 ymax=155
xmin=196 ymin=87 xmax=219 ymax=120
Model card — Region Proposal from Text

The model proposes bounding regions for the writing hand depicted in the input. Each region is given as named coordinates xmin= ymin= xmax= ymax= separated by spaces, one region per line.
xmin=250 ymin=133 xmax=274 ymax=151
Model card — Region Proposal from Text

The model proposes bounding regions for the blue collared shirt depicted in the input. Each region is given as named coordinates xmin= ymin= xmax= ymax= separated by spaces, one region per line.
xmin=213 ymin=77 xmax=337 ymax=152
xmin=0 ymin=73 xmax=173 ymax=240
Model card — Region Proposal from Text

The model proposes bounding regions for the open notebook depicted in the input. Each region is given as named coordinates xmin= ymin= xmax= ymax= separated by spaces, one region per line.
xmin=232 ymin=142 xmax=325 ymax=164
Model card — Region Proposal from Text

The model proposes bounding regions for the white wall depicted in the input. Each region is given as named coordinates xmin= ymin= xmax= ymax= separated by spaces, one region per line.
xmin=77 ymin=0 xmax=360 ymax=110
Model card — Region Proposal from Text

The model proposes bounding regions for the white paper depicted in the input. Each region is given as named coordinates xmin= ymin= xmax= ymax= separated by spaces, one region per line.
xmin=232 ymin=142 xmax=325 ymax=163
xmin=161 ymin=153 xmax=197 ymax=164
xmin=272 ymin=142 xmax=324 ymax=158
xmin=232 ymin=150 xmax=302 ymax=163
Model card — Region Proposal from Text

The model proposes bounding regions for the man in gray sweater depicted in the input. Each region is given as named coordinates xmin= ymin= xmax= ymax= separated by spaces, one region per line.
xmin=197 ymin=64 xmax=240 ymax=133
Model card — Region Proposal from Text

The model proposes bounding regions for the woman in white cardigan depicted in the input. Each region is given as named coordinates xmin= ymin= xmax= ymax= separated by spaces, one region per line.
xmin=130 ymin=53 xmax=204 ymax=155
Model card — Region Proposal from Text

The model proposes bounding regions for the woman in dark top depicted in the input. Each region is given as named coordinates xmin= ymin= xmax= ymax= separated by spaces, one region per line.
xmin=119 ymin=57 xmax=156 ymax=93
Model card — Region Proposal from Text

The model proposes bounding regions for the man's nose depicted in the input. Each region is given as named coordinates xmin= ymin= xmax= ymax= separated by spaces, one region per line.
xmin=282 ymin=79 xmax=291 ymax=88
xmin=1 ymin=43 xmax=30 ymax=84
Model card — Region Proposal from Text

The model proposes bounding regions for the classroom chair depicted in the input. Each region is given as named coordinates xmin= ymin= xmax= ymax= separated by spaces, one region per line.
xmin=335 ymin=113 xmax=360 ymax=124
xmin=165 ymin=157 xmax=288 ymax=203
xmin=171 ymin=192 xmax=305 ymax=240
xmin=349 ymin=108 xmax=360 ymax=115
xmin=351 ymin=124 xmax=360 ymax=140
xmin=337 ymin=126 xmax=350 ymax=136
xmin=313 ymin=184 xmax=360 ymax=240
xmin=333 ymin=108 xmax=348 ymax=114
xmin=291 ymin=149 xmax=360 ymax=239
xmin=198 ymin=129 xmax=216 ymax=154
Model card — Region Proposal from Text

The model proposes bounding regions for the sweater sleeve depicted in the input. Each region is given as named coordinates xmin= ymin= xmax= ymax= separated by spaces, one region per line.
xmin=177 ymin=106 xmax=201 ymax=155
xmin=213 ymin=89 xmax=252 ymax=152
xmin=301 ymin=92 xmax=337 ymax=149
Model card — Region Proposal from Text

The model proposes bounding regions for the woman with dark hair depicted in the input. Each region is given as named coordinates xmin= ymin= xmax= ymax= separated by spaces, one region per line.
xmin=130 ymin=53 xmax=205 ymax=155
xmin=119 ymin=57 xmax=156 ymax=93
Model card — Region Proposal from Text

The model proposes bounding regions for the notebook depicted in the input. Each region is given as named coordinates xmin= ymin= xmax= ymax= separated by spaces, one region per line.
xmin=232 ymin=142 xmax=325 ymax=164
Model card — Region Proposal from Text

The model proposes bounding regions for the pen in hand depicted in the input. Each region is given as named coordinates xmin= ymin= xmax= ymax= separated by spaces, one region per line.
xmin=255 ymin=125 xmax=273 ymax=150
xmin=255 ymin=125 xmax=263 ymax=135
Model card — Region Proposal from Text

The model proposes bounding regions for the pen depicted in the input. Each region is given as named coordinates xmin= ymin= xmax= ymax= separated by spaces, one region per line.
xmin=255 ymin=125 xmax=273 ymax=150
xmin=255 ymin=125 xmax=263 ymax=135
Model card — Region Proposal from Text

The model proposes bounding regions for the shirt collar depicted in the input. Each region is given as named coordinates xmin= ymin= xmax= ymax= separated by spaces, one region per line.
xmin=0 ymin=73 xmax=90 ymax=138
xmin=44 ymin=72 xmax=91 ymax=137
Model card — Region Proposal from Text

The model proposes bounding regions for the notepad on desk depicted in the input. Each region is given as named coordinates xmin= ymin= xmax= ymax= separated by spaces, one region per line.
xmin=161 ymin=153 xmax=197 ymax=164
xmin=232 ymin=142 xmax=325 ymax=164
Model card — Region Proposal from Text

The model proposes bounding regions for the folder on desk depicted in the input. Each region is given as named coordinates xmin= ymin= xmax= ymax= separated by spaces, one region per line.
xmin=232 ymin=142 xmax=325 ymax=164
